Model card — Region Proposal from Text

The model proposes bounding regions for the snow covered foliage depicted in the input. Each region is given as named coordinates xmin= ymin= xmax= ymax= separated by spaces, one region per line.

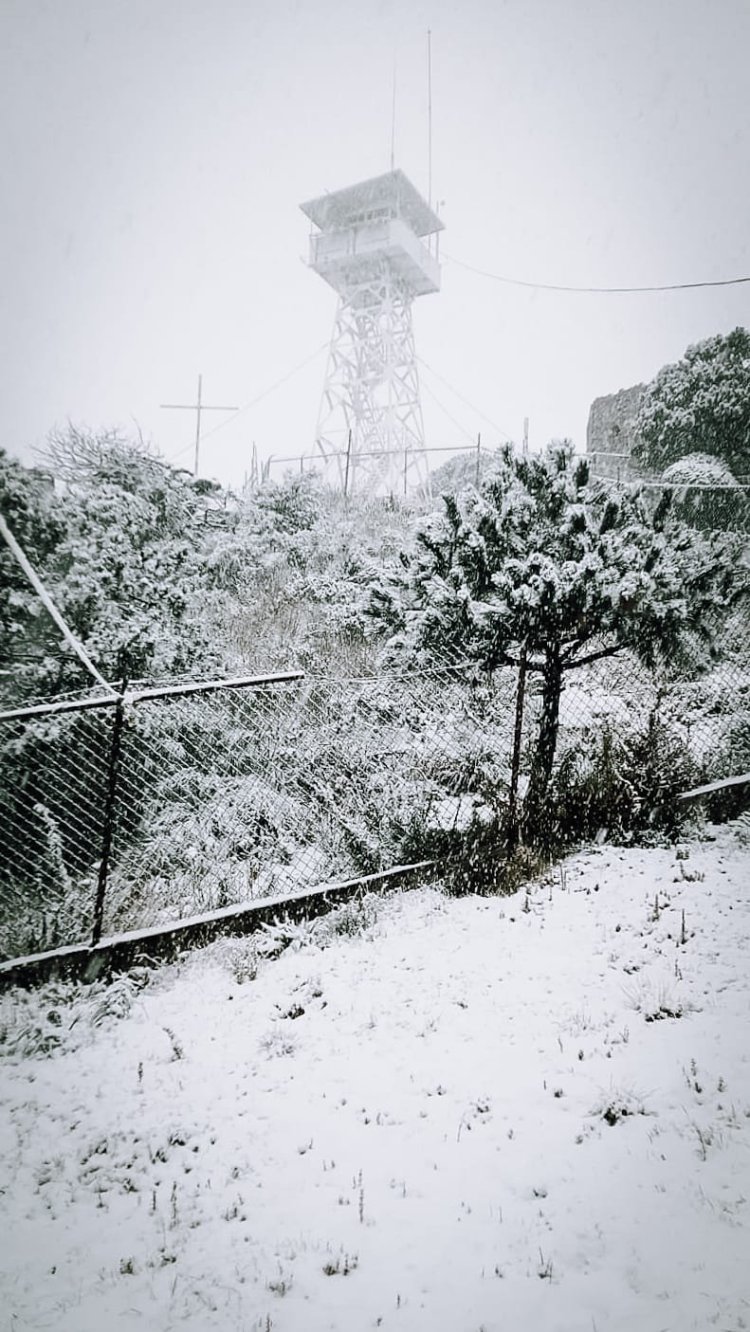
xmin=1 ymin=429 xmax=223 ymax=704
xmin=0 ymin=450 xmax=66 ymax=705
xmin=2 ymin=437 xmax=747 ymax=956
xmin=636 ymin=326 xmax=750 ymax=478
xmin=661 ymin=452 xmax=749 ymax=532
xmin=662 ymin=453 xmax=737 ymax=488
xmin=425 ymin=443 xmax=506 ymax=495
xmin=370 ymin=442 xmax=742 ymax=823
xmin=207 ymin=471 xmax=413 ymax=674
xmin=42 ymin=428 xmax=221 ymax=685
xmin=548 ymin=712 xmax=700 ymax=845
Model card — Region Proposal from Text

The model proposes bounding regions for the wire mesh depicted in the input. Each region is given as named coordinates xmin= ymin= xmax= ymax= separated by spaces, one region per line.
xmin=0 ymin=707 xmax=112 ymax=958
xmin=1 ymin=629 xmax=747 ymax=964
xmin=530 ymin=642 xmax=750 ymax=841
xmin=99 ymin=664 xmax=518 ymax=935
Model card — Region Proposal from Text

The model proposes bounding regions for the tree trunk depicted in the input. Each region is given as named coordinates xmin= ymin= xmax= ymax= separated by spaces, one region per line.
xmin=523 ymin=647 xmax=563 ymax=836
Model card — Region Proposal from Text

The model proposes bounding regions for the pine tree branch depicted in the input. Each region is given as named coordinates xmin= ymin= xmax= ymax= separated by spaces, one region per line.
xmin=559 ymin=635 xmax=588 ymax=661
xmin=562 ymin=642 xmax=625 ymax=670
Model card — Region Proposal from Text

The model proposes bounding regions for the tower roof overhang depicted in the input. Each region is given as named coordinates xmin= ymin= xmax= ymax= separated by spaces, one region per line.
xmin=301 ymin=168 xmax=444 ymax=238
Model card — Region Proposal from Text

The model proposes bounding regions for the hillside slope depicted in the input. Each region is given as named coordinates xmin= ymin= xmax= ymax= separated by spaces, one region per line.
xmin=1 ymin=827 xmax=749 ymax=1331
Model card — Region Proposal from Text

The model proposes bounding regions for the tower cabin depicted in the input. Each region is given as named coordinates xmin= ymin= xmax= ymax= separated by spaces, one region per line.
xmin=300 ymin=168 xmax=444 ymax=300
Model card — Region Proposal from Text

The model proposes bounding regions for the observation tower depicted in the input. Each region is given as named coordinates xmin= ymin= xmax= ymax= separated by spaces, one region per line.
xmin=301 ymin=168 xmax=444 ymax=495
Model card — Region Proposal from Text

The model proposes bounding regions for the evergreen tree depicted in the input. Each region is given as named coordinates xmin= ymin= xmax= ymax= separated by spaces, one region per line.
xmin=45 ymin=428 xmax=220 ymax=685
xmin=2 ymin=429 xmax=221 ymax=699
xmin=0 ymin=451 xmax=67 ymax=702
xmin=369 ymin=442 xmax=741 ymax=821
xmin=636 ymin=327 xmax=750 ymax=477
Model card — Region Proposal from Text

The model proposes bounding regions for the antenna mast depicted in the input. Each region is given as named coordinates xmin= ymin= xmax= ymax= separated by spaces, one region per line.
xmin=390 ymin=53 xmax=397 ymax=171
xmin=160 ymin=374 xmax=238 ymax=477
xmin=427 ymin=29 xmax=433 ymax=209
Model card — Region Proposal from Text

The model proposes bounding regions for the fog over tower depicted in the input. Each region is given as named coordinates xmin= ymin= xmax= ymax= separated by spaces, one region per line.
xmin=301 ymin=169 xmax=444 ymax=495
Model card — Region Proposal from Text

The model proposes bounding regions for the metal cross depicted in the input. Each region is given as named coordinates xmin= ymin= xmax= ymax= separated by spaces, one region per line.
xmin=160 ymin=374 xmax=238 ymax=477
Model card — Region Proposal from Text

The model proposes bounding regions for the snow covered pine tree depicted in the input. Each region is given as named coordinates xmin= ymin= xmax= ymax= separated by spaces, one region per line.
xmin=369 ymin=442 xmax=742 ymax=836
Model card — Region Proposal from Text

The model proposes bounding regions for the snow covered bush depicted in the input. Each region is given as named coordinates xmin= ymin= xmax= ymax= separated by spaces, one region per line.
xmin=661 ymin=453 xmax=749 ymax=532
xmin=635 ymin=327 xmax=750 ymax=479
xmin=0 ymin=708 xmax=112 ymax=958
xmin=661 ymin=661 xmax=750 ymax=820
xmin=207 ymin=472 xmax=414 ymax=676
xmin=546 ymin=712 xmax=700 ymax=847
xmin=0 ymin=450 xmax=66 ymax=707
xmin=38 ymin=428 xmax=222 ymax=687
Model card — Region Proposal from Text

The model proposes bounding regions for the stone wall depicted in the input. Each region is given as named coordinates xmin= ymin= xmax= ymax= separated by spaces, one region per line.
xmin=586 ymin=383 xmax=646 ymax=480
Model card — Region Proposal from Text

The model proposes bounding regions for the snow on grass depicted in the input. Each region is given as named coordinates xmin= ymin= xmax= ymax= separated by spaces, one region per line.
xmin=1 ymin=827 xmax=750 ymax=1332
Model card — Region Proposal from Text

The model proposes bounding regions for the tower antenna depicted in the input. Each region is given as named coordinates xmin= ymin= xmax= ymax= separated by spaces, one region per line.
xmin=160 ymin=374 xmax=238 ymax=477
xmin=427 ymin=29 xmax=433 ymax=208
xmin=390 ymin=51 xmax=397 ymax=171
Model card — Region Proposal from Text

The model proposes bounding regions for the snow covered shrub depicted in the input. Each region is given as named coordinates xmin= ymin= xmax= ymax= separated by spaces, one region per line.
xmin=662 ymin=660 xmax=750 ymax=821
xmin=635 ymin=326 xmax=750 ymax=479
xmin=661 ymin=454 xmax=750 ymax=533
xmin=595 ymin=1086 xmax=650 ymax=1126
xmin=208 ymin=474 xmax=413 ymax=676
xmin=701 ymin=712 xmax=750 ymax=821
xmin=0 ymin=709 xmax=112 ymax=958
xmin=221 ymin=937 xmax=261 ymax=983
xmin=543 ymin=712 xmax=699 ymax=847
xmin=429 ymin=811 xmax=542 ymax=896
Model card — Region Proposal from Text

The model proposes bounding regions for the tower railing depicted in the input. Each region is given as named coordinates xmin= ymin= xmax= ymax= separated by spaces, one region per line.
xmin=309 ymin=218 xmax=440 ymax=295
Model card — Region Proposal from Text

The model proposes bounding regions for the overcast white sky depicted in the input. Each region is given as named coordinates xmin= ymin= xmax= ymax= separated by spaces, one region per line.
xmin=1 ymin=0 xmax=749 ymax=488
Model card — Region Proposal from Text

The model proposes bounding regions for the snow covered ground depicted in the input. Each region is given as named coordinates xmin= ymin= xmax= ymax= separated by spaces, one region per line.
xmin=1 ymin=825 xmax=749 ymax=1332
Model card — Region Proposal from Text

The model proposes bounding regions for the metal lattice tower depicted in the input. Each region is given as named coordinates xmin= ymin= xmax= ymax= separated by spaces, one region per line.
xmin=301 ymin=169 xmax=443 ymax=495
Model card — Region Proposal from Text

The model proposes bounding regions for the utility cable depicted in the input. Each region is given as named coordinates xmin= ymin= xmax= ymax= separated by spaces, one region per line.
xmin=417 ymin=355 xmax=514 ymax=441
xmin=419 ymin=378 xmax=477 ymax=444
xmin=444 ymin=251 xmax=750 ymax=295
xmin=166 ymin=341 xmax=330 ymax=463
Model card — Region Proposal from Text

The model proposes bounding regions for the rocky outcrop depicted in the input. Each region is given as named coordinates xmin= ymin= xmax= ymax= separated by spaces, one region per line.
xmin=586 ymin=384 xmax=646 ymax=480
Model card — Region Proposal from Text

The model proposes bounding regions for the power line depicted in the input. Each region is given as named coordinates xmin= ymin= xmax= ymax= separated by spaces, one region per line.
xmin=444 ymin=251 xmax=750 ymax=295
xmin=165 ymin=341 xmax=330 ymax=463
xmin=419 ymin=377 xmax=476 ymax=443
xmin=417 ymin=355 xmax=514 ymax=441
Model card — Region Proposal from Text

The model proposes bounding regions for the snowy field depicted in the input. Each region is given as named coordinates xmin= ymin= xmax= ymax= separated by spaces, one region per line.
xmin=1 ymin=826 xmax=749 ymax=1332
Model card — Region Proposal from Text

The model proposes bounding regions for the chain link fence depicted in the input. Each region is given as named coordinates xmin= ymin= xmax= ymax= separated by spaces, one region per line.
xmin=0 ymin=663 xmax=522 ymax=962
xmin=528 ymin=643 xmax=750 ymax=844
xmin=2 ymin=631 xmax=747 ymax=966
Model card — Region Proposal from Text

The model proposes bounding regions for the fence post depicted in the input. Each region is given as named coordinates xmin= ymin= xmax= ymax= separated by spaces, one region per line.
xmin=91 ymin=689 xmax=126 ymax=946
xmin=343 ymin=430 xmax=352 ymax=499
xmin=506 ymin=644 xmax=528 ymax=851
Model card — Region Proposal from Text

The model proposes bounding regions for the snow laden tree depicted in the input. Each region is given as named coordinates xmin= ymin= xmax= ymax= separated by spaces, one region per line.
xmin=0 ymin=451 xmax=67 ymax=706
xmin=208 ymin=471 xmax=413 ymax=672
xmin=44 ymin=428 xmax=222 ymax=686
xmin=370 ymin=442 xmax=741 ymax=827
xmin=636 ymin=327 xmax=750 ymax=478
